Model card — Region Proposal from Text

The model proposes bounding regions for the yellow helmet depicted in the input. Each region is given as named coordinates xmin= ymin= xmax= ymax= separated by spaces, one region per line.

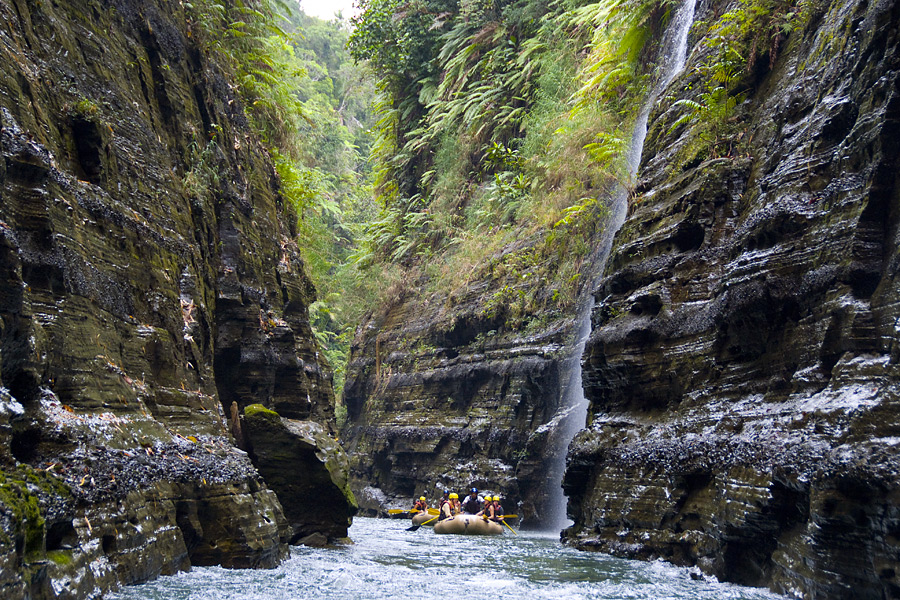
xmin=419 ymin=496 xmax=426 ymax=501
xmin=449 ymin=492 xmax=458 ymax=499
xmin=493 ymin=496 xmax=500 ymax=501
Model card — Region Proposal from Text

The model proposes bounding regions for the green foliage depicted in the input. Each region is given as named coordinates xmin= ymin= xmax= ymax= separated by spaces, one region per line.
xmin=285 ymin=12 xmax=380 ymax=399
xmin=345 ymin=0 xmax=675 ymax=332
xmin=182 ymin=129 xmax=222 ymax=200
xmin=669 ymin=0 xmax=810 ymax=155
xmin=186 ymin=2 xmax=379 ymax=399
xmin=567 ymin=0 xmax=673 ymax=114
xmin=668 ymin=33 xmax=745 ymax=154
xmin=348 ymin=0 xmax=453 ymax=88
xmin=334 ymin=403 xmax=348 ymax=430
xmin=186 ymin=0 xmax=308 ymax=153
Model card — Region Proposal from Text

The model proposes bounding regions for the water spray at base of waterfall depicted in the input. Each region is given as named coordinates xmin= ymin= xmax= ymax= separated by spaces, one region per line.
xmin=542 ymin=0 xmax=698 ymax=533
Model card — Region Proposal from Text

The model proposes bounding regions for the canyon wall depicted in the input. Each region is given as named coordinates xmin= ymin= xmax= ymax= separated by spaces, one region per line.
xmin=566 ymin=0 xmax=900 ymax=596
xmin=342 ymin=264 xmax=588 ymax=524
xmin=0 ymin=0 xmax=351 ymax=597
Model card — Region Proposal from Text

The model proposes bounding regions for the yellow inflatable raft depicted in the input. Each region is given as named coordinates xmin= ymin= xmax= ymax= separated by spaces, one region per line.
xmin=433 ymin=514 xmax=504 ymax=535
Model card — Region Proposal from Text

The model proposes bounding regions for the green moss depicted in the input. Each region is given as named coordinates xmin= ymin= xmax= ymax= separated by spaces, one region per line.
xmin=244 ymin=403 xmax=281 ymax=420
xmin=47 ymin=549 xmax=74 ymax=566
xmin=341 ymin=482 xmax=358 ymax=512
xmin=0 ymin=472 xmax=44 ymax=554
xmin=72 ymin=97 xmax=101 ymax=119
xmin=0 ymin=466 xmax=71 ymax=556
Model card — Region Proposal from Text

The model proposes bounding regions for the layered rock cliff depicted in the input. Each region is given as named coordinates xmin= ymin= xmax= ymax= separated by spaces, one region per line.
xmin=565 ymin=0 xmax=900 ymax=596
xmin=0 ymin=0 xmax=351 ymax=597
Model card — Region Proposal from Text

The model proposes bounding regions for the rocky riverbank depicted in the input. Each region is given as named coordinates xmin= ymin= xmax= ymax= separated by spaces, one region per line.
xmin=0 ymin=0 xmax=353 ymax=597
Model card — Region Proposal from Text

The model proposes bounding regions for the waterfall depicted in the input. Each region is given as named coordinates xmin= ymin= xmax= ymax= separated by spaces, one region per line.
xmin=544 ymin=0 xmax=698 ymax=532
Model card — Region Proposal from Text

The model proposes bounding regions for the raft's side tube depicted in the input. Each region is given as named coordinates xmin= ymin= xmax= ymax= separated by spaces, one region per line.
xmin=412 ymin=512 xmax=434 ymax=526
xmin=433 ymin=514 xmax=504 ymax=535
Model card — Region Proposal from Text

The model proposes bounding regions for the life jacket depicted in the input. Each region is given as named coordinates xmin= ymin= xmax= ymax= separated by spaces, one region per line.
xmin=462 ymin=496 xmax=480 ymax=514
xmin=440 ymin=499 xmax=452 ymax=520
xmin=413 ymin=500 xmax=427 ymax=511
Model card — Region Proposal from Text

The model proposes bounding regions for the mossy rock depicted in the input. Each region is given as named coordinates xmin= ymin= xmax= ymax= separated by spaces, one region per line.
xmin=243 ymin=403 xmax=282 ymax=422
xmin=243 ymin=408 xmax=357 ymax=542
xmin=0 ymin=466 xmax=71 ymax=558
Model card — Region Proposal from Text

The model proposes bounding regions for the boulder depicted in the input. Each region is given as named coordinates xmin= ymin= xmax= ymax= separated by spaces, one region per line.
xmin=242 ymin=405 xmax=357 ymax=543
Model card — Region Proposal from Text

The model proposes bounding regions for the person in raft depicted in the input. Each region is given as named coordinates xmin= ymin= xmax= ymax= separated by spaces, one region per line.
xmin=478 ymin=494 xmax=493 ymax=517
xmin=439 ymin=491 xmax=453 ymax=520
xmin=490 ymin=495 xmax=504 ymax=522
xmin=462 ymin=488 xmax=482 ymax=514
xmin=413 ymin=496 xmax=428 ymax=512
xmin=450 ymin=492 xmax=462 ymax=515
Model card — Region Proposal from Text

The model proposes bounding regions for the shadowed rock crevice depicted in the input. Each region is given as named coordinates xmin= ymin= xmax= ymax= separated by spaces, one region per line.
xmin=69 ymin=116 xmax=105 ymax=185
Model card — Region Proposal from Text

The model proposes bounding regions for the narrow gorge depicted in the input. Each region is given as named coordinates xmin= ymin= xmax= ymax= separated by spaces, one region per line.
xmin=0 ymin=0 xmax=897 ymax=598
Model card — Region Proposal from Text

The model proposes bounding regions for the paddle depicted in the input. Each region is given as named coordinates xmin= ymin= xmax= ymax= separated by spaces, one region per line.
xmin=501 ymin=519 xmax=518 ymax=535
xmin=406 ymin=515 xmax=438 ymax=531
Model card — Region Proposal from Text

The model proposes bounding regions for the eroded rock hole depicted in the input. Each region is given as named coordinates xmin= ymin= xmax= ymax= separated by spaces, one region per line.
xmin=71 ymin=117 xmax=104 ymax=184
xmin=673 ymin=222 xmax=705 ymax=252
xmin=10 ymin=425 xmax=41 ymax=463
xmin=46 ymin=519 xmax=77 ymax=550
xmin=631 ymin=294 xmax=663 ymax=317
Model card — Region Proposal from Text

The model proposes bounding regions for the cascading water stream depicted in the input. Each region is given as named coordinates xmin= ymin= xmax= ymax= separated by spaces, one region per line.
xmin=544 ymin=0 xmax=698 ymax=532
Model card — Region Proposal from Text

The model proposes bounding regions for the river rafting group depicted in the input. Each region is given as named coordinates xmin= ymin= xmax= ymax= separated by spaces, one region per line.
xmin=391 ymin=489 xmax=517 ymax=536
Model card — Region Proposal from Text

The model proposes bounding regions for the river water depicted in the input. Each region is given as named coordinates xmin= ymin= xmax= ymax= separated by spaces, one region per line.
xmin=109 ymin=517 xmax=783 ymax=600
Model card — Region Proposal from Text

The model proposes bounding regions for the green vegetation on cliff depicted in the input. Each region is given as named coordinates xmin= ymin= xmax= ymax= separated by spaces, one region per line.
xmin=176 ymin=0 xmax=813 ymax=400
xmin=183 ymin=1 xmax=379 ymax=395
xmin=670 ymin=0 xmax=811 ymax=159
xmin=344 ymin=0 xmax=677 ymax=335
xmin=173 ymin=0 xmax=816 ymax=397
xmin=0 ymin=466 xmax=70 ymax=558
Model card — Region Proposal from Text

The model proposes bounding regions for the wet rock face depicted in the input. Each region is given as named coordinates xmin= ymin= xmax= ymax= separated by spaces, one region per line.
xmin=341 ymin=287 xmax=579 ymax=525
xmin=0 ymin=0 xmax=333 ymax=596
xmin=568 ymin=0 xmax=900 ymax=596
xmin=242 ymin=405 xmax=357 ymax=543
